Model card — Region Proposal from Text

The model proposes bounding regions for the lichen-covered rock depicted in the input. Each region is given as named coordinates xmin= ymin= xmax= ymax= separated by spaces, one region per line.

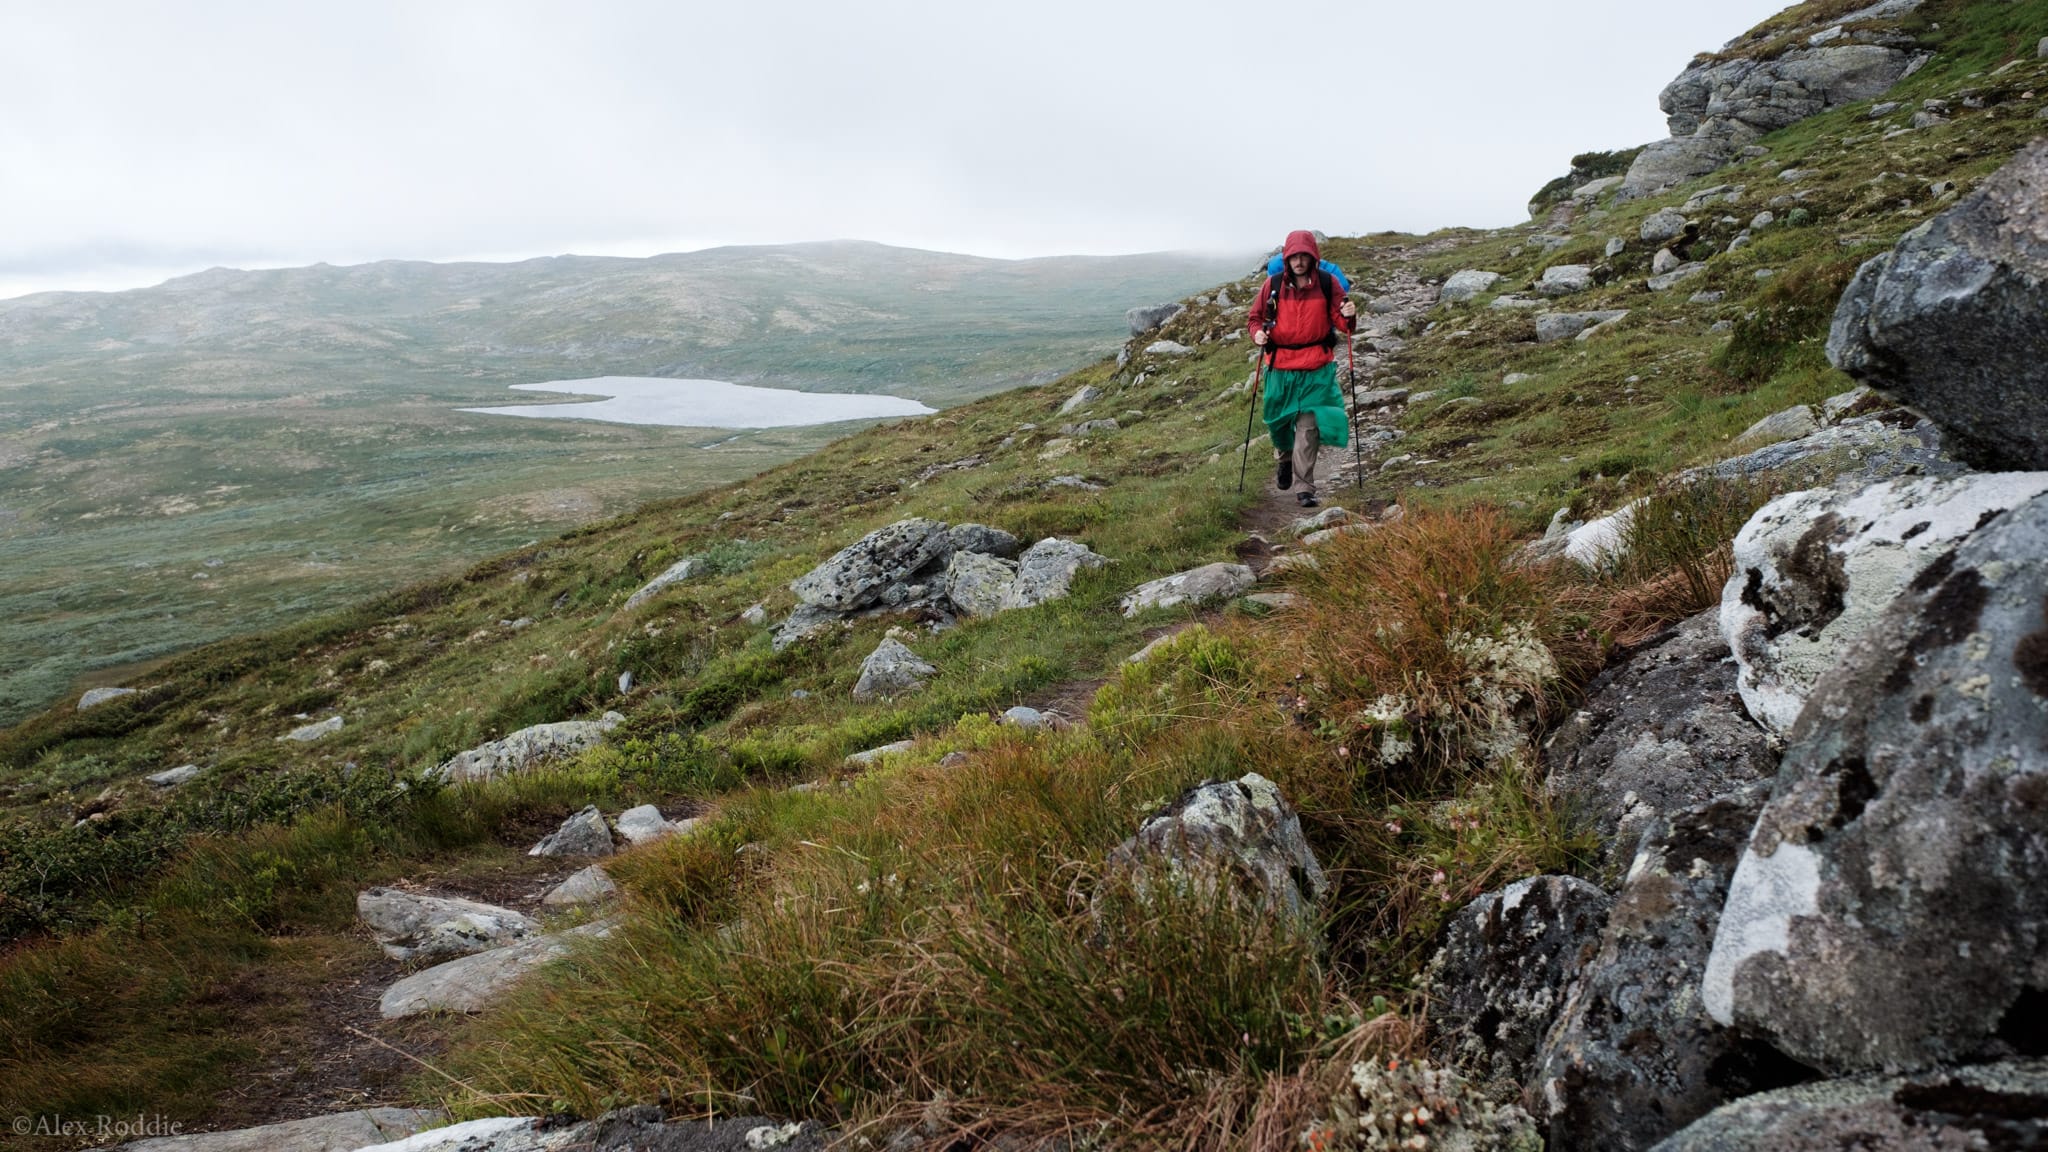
xmin=620 ymin=557 xmax=698 ymax=611
xmin=1314 ymin=1058 xmax=1542 ymax=1152
xmin=1126 ymin=303 xmax=1184 ymax=336
xmin=1735 ymin=406 xmax=1820 ymax=447
xmin=1119 ymin=563 xmax=1257 ymax=617
xmin=771 ymin=603 xmax=840 ymax=652
xmin=106 ymin=1107 xmax=443 ymax=1151
xmin=945 ymin=523 xmax=1019 ymax=559
xmin=1426 ymin=876 xmax=1612 ymax=1098
xmin=378 ymin=921 xmax=612 ymax=1018
xmin=1701 ymin=492 xmax=2048 ymax=1074
xmin=941 ymin=550 xmax=1017 ymax=618
xmin=614 ymin=804 xmax=688 ymax=846
xmin=1000 ymin=537 xmax=1108 ymax=611
xmin=1651 ymin=1061 xmax=2048 ymax=1151
xmin=281 ymin=715 xmax=343 ymax=742
xmin=1720 ymin=472 xmax=2048 ymax=736
xmin=1532 ymin=787 xmax=1810 ymax=1152
xmin=1535 ymin=311 xmax=1628 ymax=343
xmin=790 ymin=519 xmax=953 ymax=612
xmin=1544 ymin=610 xmax=1776 ymax=862
xmin=433 ymin=713 xmax=624 ymax=783
xmin=541 ymin=865 xmax=617 ymax=907
xmin=356 ymin=888 xmax=537 ymax=963
xmin=350 ymin=1108 xmax=833 ymax=1152
xmin=1101 ymin=774 xmax=1327 ymax=919
xmin=529 ymin=806 xmax=614 ymax=858
xmin=1536 ymin=265 xmax=1594 ymax=297
xmin=1828 ymin=139 xmax=2048 ymax=471
xmin=851 ymin=638 xmax=935 ymax=701
xmin=1693 ymin=412 xmax=1961 ymax=487
xmin=1441 ymin=270 xmax=1503 ymax=303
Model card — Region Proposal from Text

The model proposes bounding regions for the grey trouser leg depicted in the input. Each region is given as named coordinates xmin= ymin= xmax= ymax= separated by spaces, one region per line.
xmin=1293 ymin=412 xmax=1321 ymax=496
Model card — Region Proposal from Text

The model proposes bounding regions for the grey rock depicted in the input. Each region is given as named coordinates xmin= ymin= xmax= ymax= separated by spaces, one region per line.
xmin=433 ymin=713 xmax=624 ymax=783
xmin=1640 ymin=209 xmax=1689 ymax=244
xmin=1537 ymin=311 xmax=1629 ymax=343
xmin=1490 ymin=294 xmax=1545 ymax=310
xmin=1532 ymin=788 xmax=1796 ymax=1152
xmin=1537 ymin=265 xmax=1595 ymax=297
xmin=379 ymin=921 xmax=612 ymax=1018
xmin=617 ymin=671 xmax=634 ymax=694
xmin=356 ymin=888 xmax=537 ymax=963
xmin=740 ymin=603 xmax=768 ymax=626
xmin=1647 ymin=263 xmax=1709 ymax=292
xmin=1605 ymin=237 xmax=1627 ymax=259
xmin=1354 ymin=387 xmax=1411 ymax=407
xmin=1651 ymin=1061 xmax=2048 ymax=1151
xmin=1625 ymin=44 xmax=1927 ymax=195
xmin=1000 ymin=537 xmax=1108 ymax=611
xmin=1126 ymin=303 xmax=1184 ymax=336
xmin=146 ymin=764 xmax=201 ymax=788
xmin=1101 ymin=774 xmax=1326 ymax=919
xmin=1827 ymin=139 xmax=2048 ymax=470
xmin=1543 ymin=610 xmax=1776 ymax=862
xmin=349 ymin=1109 xmax=833 ymax=1152
xmin=78 ymin=686 xmax=139 ymax=710
xmin=844 ymin=739 xmax=916 ymax=766
xmin=1721 ymin=472 xmax=2048 ymax=736
xmin=771 ymin=603 xmax=840 ymax=652
xmin=106 ymin=1108 xmax=442 ymax=1152
xmin=541 ymin=864 xmax=617 ymax=907
xmin=790 ymin=518 xmax=952 ymax=612
xmin=946 ymin=523 xmax=1019 ymax=559
xmin=1735 ymin=405 xmax=1820 ymax=446
xmin=1287 ymin=506 xmax=1352 ymax=538
xmin=529 ymin=806 xmax=614 ymax=858
xmin=1868 ymin=100 xmax=1900 ymax=117
xmin=1818 ymin=385 xmax=1872 ymax=422
xmin=1574 ymin=176 xmax=1625 ymax=200
xmin=941 ymin=550 xmax=1018 ymax=618
xmin=1695 ymin=413 xmax=1959 ymax=486
xmin=1119 ymin=562 xmax=1257 ymax=617
xmin=1057 ymin=385 xmax=1104 ymax=415
xmin=615 ymin=804 xmax=684 ymax=845
xmin=1503 ymin=373 xmax=1534 ymax=386
xmin=1651 ymin=248 xmax=1683 ymax=275
xmin=1749 ymin=210 xmax=1776 ymax=230
xmin=620 ymin=557 xmax=698 ymax=612
xmin=2040 ymin=34 xmax=2047 ymax=58
xmin=1144 ymin=340 xmax=1193 ymax=356
xmin=1689 ymin=290 xmax=1725 ymax=305
xmin=1244 ymin=592 xmax=1301 ymax=610
xmin=1001 ymin=706 xmax=1046 ymax=729
xmin=1426 ymin=875 xmax=1613 ymax=1097
xmin=281 ymin=715 xmax=343 ymax=742
xmin=1442 ymin=270 xmax=1504 ymax=303
xmin=1910 ymin=109 xmax=1947 ymax=128
xmin=1702 ymin=493 xmax=2048 ymax=1074
xmin=852 ymin=638 xmax=935 ymax=700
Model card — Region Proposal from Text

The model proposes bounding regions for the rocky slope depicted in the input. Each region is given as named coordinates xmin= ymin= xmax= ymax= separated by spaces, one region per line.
xmin=4 ymin=1 xmax=2048 ymax=1150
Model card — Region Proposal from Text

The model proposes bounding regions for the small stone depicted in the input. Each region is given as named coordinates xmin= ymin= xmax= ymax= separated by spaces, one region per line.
xmin=617 ymin=671 xmax=634 ymax=694
xmin=1736 ymin=405 xmax=1821 ymax=446
xmin=938 ymin=751 xmax=971 ymax=768
xmin=1504 ymin=372 xmax=1534 ymax=386
xmin=615 ymin=804 xmax=683 ymax=846
xmin=1244 ymin=592 xmax=1300 ymax=610
xmin=147 ymin=764 xmax=201 ymax=788
xmin=1057 ymin=385 xmax=1103 ymax=415
xmin=1690 ymin=291 xmax=1726 ymax=305
xmin=542 ymin=865 xmax=618 ymax=907
xmin=1648 ymin=263 xmax=1709 ymax=291
xmin=1652 ymin=248 xmax=1683 ymax=275
xmin=741 ymin=603 xmax=768 ymax=626
xmin=845 ymin=740 xmax=916 ymax=766
xmin=357 ymin=888 xmax=538 ymax=962
xmin=1605 ymin=237 xmax=1626 ymax=258
xmin=77 ymin=686 xmax=139 ymax=710
xmin=530 ymin=806 xmax=614 ymax=858
xmin=1536 ymin=264 xmax=1594 ymax=296
xmin=621 ymin=557 xmax=699 ymax=612
xmin=281 ymin=715 xmax=344 ymax=742
xmin=1640 ymin=208 xmax=1688 ymax=243
xmin=1750 ymin=210 xmax=1776 ymax=230
xmin=1144 ymin=340 xmax=1193 ymax=356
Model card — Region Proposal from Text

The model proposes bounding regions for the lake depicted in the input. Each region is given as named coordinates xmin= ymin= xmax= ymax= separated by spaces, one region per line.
xmin=461 ymin=376 xmax=938 ymax=428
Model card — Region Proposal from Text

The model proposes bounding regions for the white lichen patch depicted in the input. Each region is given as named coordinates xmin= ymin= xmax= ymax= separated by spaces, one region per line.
xmin=1702 ymin=840 xmax=1822 ymax=1025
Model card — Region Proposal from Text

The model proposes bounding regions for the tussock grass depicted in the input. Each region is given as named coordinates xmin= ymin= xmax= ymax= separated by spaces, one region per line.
xmin=1596 ymin=474 xmax=1781 ymax=644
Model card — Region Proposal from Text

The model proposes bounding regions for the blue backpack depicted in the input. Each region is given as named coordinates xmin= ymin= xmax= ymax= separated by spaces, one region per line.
xmin=1263 ymin=255 xmax=1352 ymax=293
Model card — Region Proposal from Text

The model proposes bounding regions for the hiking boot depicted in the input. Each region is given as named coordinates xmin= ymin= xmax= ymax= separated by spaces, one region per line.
xmin=1276 ymin=457 xmax=1293 ymax=491
xmin=1297 ymin=491 xmax=1319 ymax=508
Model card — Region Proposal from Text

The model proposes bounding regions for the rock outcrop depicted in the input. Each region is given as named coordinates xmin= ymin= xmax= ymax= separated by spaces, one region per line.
xmin=1426 ymin=876 xmax=1612 ymax=1098
xmin=1652 ymin=1061 xmax=2048 ymax=1150
xmin=1720 ymin=472 xmax=2048 ymax=736
xmin=104 ymin=1107 xmax=442 ymax=1151
xmin=1544 ymin=610 xmax=1776 ymax=862
xmin=1828 ymin=139 xmax=2048 ymax=471
xmin=356 ymin=888 xmax=537 ymax=962
xmin=1703 ymin=492 xmax=2048 ymax=1074
xmin=789 ymin=518 xmax=954 ymax=613
xmin=379 ymin=921 xmax=613 ymax=1018
xmin=433 ymin=713 xmax=624 ymax=783
xmin=1100 ymin=774 xmax=1326 ymax=920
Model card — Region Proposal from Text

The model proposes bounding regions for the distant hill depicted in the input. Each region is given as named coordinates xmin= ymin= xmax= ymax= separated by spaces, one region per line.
xmin=0 ymin=242 xmax=1251 ymax=725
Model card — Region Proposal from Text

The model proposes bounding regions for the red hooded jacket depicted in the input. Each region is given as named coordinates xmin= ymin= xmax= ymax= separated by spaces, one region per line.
xmin=1248 ymin=230 xmax=1353 ymax=372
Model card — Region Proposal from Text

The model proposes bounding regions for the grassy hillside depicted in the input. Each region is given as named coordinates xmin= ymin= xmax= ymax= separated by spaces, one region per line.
xmin=3 ymin=1 xmax=2045 ymax=1146
xmin=0 ymin=243 xmax=1249 ymax=726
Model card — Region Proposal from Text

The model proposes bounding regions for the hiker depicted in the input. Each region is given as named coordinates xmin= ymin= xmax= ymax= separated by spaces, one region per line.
xmin=1250 ymin=230 xmax=1356 ymax=507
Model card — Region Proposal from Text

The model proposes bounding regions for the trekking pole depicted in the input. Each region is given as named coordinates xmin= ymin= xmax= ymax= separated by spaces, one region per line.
xmin=1347 ymin=308 xmax=1364 ymax=492
xmin=1237 ymin=352 xmax=1267 ymax=494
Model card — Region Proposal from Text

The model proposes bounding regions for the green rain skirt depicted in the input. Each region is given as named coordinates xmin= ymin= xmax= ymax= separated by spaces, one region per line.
xmin=1262 ymin=363 xmax=1349 ymax=452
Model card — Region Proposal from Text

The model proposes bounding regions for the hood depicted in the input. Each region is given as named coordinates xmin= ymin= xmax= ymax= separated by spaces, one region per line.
xmin=1283 ymin=230 xmax=1322 ymax=263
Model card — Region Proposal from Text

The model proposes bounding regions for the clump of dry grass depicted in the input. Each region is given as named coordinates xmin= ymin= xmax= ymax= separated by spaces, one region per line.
xmin=1595 ymin=474 xmax=1778 ymax=646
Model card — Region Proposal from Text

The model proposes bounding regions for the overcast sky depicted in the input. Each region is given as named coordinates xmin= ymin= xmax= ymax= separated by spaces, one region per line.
xmin=0 ymin=0 xmax=1791 ymax=299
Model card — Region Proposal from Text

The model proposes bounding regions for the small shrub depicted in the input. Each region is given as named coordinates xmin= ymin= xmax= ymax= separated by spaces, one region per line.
xmin=1713 ymin=260 xmax=1858 ymax=384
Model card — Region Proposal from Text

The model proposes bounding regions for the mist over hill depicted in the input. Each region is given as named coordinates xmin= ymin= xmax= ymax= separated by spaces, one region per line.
xmin=0 ymin=241 xmax=1251 ymax=725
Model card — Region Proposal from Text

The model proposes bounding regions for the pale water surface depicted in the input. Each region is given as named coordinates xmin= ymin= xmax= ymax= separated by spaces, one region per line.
xmin=461 ymin=376 xmax=937 ymax=428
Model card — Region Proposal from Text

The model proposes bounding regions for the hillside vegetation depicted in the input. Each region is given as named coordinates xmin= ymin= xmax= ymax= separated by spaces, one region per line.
xmin=4 ymin=0 xmax=2047 ymax=1147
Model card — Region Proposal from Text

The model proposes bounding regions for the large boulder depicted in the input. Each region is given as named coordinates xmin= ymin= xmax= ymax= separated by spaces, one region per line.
xmin=1126 ymin=303 xmax=1184 ymax=336
xmin=1624 ymin=40 xmax=1927 ymax=196
xmin=1532 ymin=787 xmax=1810 ymax=1152
xmin=104 ymin=1108 xmax=442 ymax=1151
xmin=1827 ymin=139 xmax=2048 ymax=471
xmin=1426 ymin=876 xmax=1612 ymax=1099
xmin=1000 ymin=537 xmax=1108 ymax=611
xmin=1544 ymin=610 xmax=1776 ymax=862
xmin=1441 ymin=270 xmax=1503 ymax=303
xmin=1100 ymin=774 xmax=1327 ymax=920
xmin=529 ymin=806 xmax=614 ymax=858
xmin=1651 ymin=1061 xmax=2048 ymax=1151
xmin=356 ymin=889 xmax=537 ymax=963
xmin=1701 ymin=492 xmax=2048 ymax=1074
xmin=378 ymin=921 xmax=613 ymax=1018
xmin=433 ymin=713 xmax=624 ymax=783
xmin=1119 ymin=563 xmax=1257 ymax=617
xmin=942 ymin=550 xmax=1018 ymax=618
xmin=789 ymin=518 xmax=953 ymax=613
xmin=851 ymin=638 xmax=935 ymax=701
xmin=1720 ymin=472 xmax=2048 ymax=736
